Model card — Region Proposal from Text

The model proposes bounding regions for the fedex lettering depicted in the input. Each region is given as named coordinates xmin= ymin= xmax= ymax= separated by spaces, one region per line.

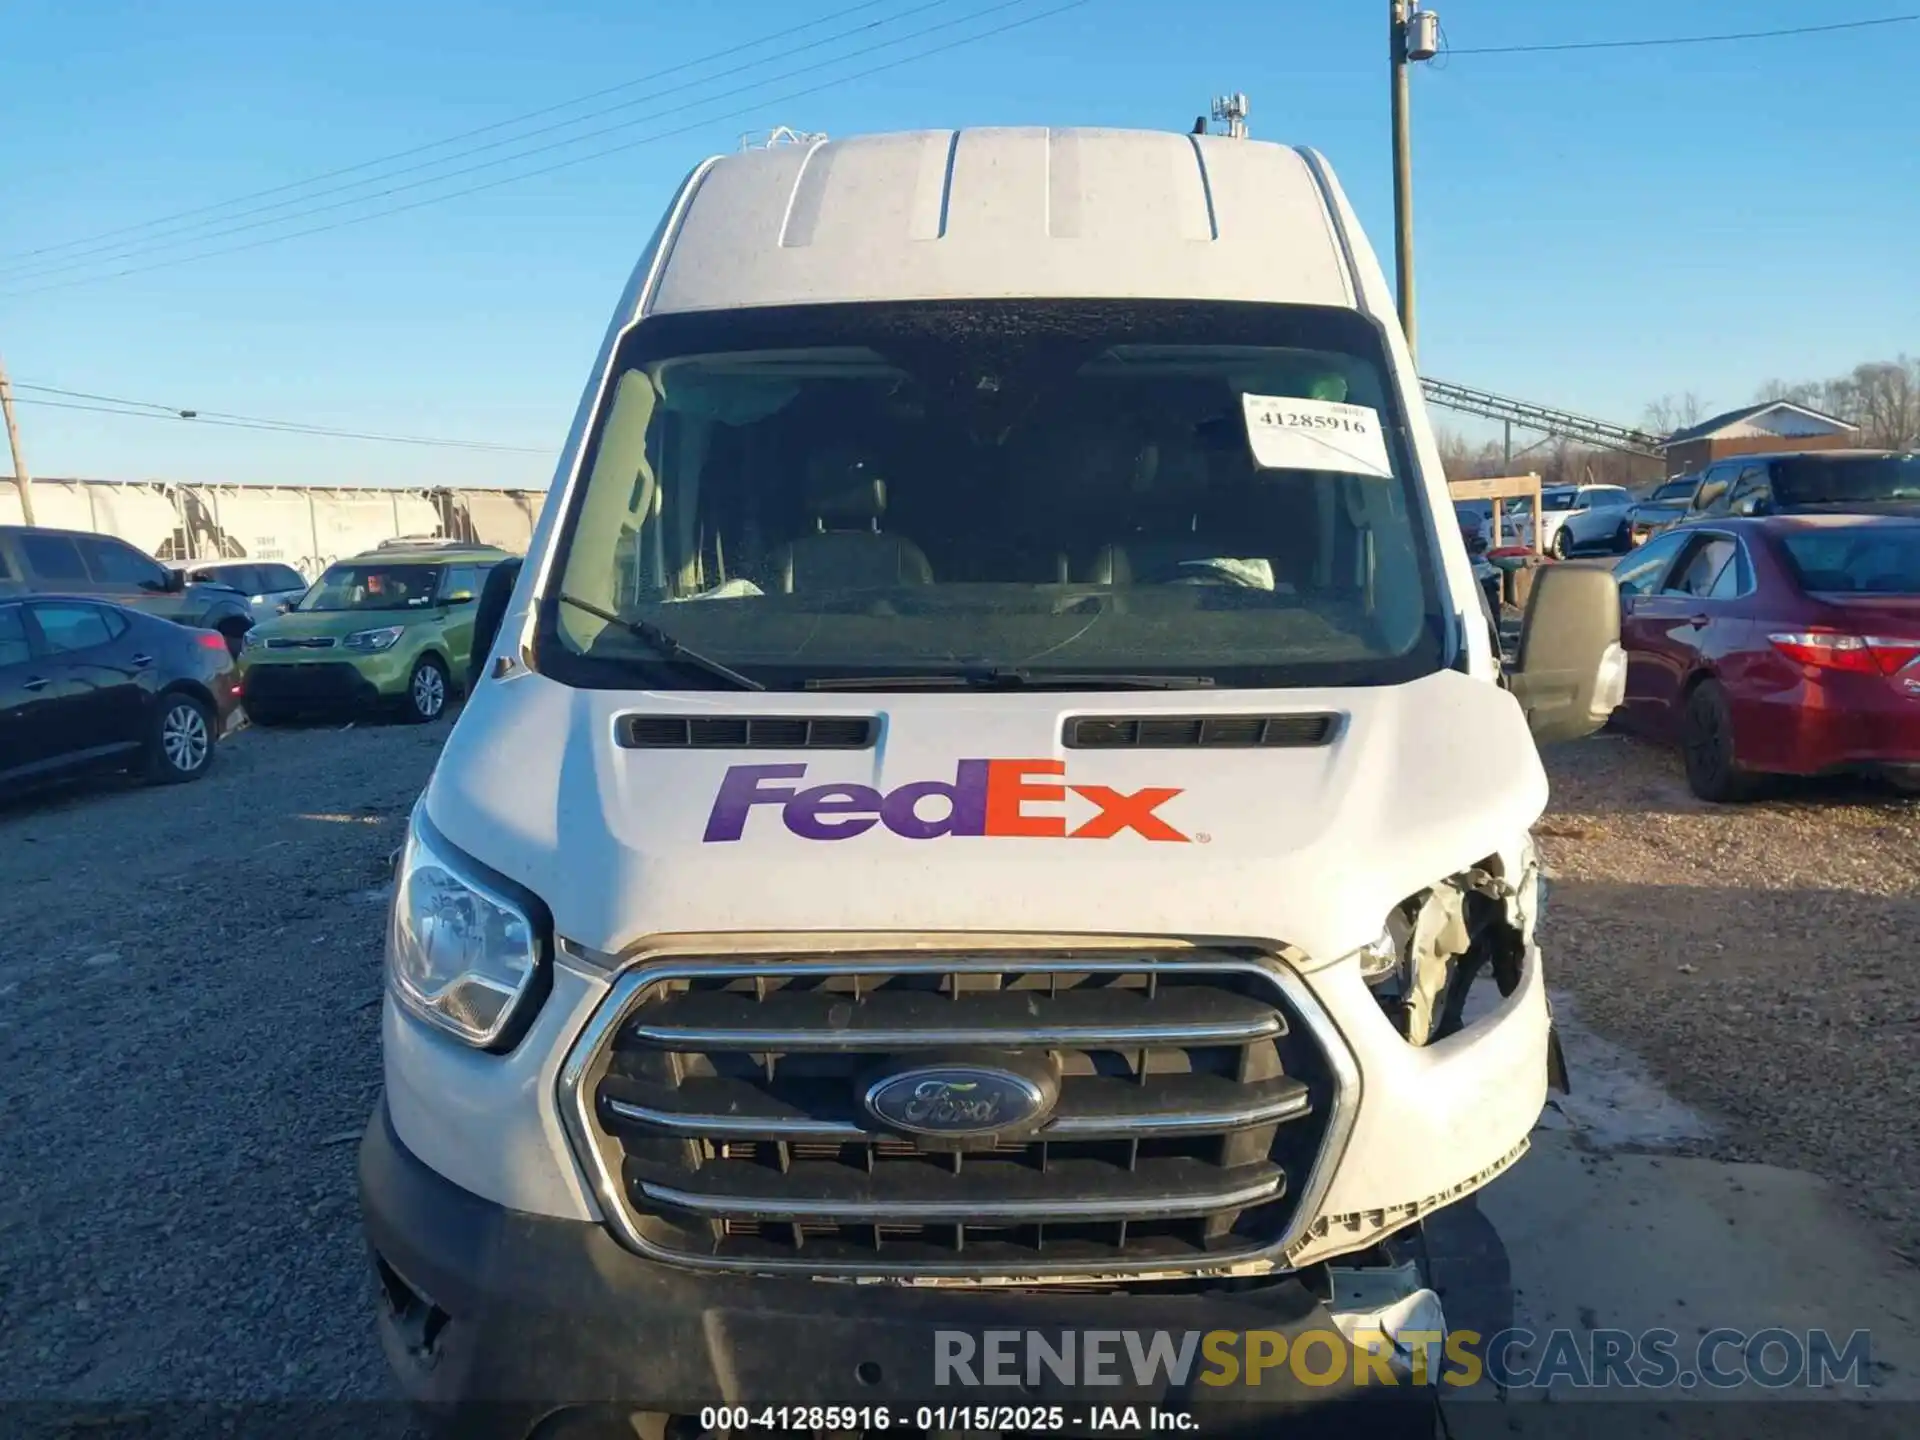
xmin=702 ymin=761 xmax=1190 ymax=844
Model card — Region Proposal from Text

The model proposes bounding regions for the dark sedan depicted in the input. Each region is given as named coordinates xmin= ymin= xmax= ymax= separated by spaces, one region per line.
xmin=0 ymin=596 xmax=240 ymax=796
xmin=1626 ymin=475 xmax=1700 ymax=547
xmin=1610 ymin=516 xmax=1920 ymax=801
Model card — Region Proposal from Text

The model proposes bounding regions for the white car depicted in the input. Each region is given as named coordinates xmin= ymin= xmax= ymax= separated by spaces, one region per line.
xmin=1536 ymin=484 xmax=1635 ymax=558
xmin=166 ymin=560 xmax=310 ymax=624
xmin=357 ymin=126 xmax=1626 ymax=1423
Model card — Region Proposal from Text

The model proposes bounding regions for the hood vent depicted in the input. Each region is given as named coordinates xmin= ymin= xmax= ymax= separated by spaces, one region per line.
xmin=619 ymin=715 xmax=877 ymax=750
xmin=1065 ymin=713 xmax=1339 ymax=749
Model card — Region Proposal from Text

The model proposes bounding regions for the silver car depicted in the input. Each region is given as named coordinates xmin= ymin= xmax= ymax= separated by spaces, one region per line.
xmin=167 ymin=560 xmax=311 ymax=624
xmin=1536 ymin=483 xmax=1636 ymax=558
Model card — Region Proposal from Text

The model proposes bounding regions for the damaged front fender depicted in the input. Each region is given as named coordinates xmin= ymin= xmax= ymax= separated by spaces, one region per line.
xmin=1382 ymin=851 xmax=1538 ymax=1049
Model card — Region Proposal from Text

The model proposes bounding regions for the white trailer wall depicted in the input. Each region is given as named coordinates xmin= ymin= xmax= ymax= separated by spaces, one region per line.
xmin=458 ymin=489 xmax=541 ymax=555
xmin=305 ymin=490 xmax=443 ymax=574
xmin=0 ymin=481 xmax=180 ymax=553
xmin=180 ymin=487 xmax=314 ymax=568
xmin=3 ymin=480 xmax=544 ymax=576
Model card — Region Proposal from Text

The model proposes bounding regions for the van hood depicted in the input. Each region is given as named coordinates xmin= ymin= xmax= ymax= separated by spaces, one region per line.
xmin=425 ymin=667 xmax=1549 ymax=964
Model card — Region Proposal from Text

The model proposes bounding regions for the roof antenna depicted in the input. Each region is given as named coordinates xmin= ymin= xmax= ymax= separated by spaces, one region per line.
xmin=1210 ymin=93 xmax=1250 ymax=139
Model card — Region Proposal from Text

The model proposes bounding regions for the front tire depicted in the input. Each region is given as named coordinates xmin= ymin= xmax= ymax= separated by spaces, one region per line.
xmin=147 ymin=692 xmax=215 ymax=784
xmin=1681 ymin=679 xmax=1753 ymax=803
xmin=404 ymin=656 xmax=449 ymax=724
xmin=1612 ymin=522 xmax=1633 ymax=554
xmin=1550 ymin=527 xmax=1572 ymax=559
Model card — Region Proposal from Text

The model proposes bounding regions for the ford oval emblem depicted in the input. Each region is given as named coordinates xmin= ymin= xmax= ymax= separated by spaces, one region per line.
xmin=863 ymin=1065 xmax=1050 ymax=1137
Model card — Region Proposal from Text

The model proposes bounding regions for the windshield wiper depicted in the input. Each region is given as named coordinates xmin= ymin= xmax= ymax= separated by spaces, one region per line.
xmin=557 ymin=593 xmax=765 ymax=691
xmin=804 ymin=667 xmax=1215 ymax=691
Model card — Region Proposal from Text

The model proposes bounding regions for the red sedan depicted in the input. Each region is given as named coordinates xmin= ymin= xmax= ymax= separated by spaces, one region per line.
xmin=1610 ymin=515 xmax=1920 ymax=801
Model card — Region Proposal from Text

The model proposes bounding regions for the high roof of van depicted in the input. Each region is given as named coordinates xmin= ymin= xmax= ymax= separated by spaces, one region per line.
xmin=644 ymin=128 xmax=1375 ymax=319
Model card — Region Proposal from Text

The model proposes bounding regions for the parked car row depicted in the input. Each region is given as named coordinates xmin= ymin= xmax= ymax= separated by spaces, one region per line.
xmin=1 ymin=531 xmax=523 ymax=801
xmin=1 ymin=524 xmax=258 ymax=653
xmin=1630 ymin=448 xmax=1920 ymax=547
xmin=1456 ymin=485 xmax=1639 ymax=561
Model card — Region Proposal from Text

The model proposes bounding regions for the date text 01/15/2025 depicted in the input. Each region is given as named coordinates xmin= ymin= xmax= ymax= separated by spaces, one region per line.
xmin=698 ymin=1406 xmax=1199 ymax=1433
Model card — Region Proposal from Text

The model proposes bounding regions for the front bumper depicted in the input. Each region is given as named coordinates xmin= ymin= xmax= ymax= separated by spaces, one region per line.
xmin=358 ymin=1101 xmax=1435 ymax=1436
xmin=240 ymin=650 xmax=411 ymax=708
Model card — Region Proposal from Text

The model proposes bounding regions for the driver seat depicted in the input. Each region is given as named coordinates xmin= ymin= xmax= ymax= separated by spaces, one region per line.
xmin=1082 ymin=436 xmax=1231 ymax=584
xmin=764 ymin=452 xmax=934 ymax=593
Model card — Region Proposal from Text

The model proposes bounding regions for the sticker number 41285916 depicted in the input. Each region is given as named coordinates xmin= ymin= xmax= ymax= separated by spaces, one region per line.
xmin=1242 ymin=393 xmax=1394 ymax=479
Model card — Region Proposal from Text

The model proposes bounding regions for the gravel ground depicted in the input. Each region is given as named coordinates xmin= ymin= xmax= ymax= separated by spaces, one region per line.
xmin=0 ymin=717 xmax=444 ymax=1418
xmin=2 ymin=711 xmax=1916 ymax=1412
xmin=1535 ymin=730 xmax=1920 ymax=1263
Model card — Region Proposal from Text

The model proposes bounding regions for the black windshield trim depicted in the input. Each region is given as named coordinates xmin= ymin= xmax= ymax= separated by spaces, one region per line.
xmin=533 ymin=297 xmax=1457 ymax=692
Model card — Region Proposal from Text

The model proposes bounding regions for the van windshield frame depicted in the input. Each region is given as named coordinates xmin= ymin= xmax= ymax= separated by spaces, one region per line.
xmin=532 ymin=298 xmax=1456 ymax=693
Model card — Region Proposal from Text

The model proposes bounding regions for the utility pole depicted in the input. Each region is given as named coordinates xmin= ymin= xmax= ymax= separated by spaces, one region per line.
xmin=0 ymin=354 xmax=33 ymax=526
xmin=1390 ymin=3 xmax=1440 ymax=360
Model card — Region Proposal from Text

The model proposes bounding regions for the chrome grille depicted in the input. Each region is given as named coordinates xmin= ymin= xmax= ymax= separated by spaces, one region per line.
xmin=265 ymin=636 xmax=336 ymax=650
xmin=562 ymin=947 xmax=1353 ymax=1279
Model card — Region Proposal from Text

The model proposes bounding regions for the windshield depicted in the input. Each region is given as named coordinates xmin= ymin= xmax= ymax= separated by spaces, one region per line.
xmin=1541 ymin=490 xmax=1577 ymax=512
xmin=1780 ymin=526 xmax=1920 ymax=594
xmin=297 ymin=563 xmax=443 ymax=612
xmin=538 ymin=300 xmax=1446 ymax=691
xmin=1775 ymin=455 xmax=1920 ymax=506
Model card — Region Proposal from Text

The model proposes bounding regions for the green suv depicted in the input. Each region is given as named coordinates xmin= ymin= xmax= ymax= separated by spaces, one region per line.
xmin=238 ymin=541 xmax=514 ymax=725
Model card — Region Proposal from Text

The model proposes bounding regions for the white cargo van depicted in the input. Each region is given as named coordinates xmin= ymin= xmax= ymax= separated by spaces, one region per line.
xmin=360 ymin=126 xmax=1624 ymax=1433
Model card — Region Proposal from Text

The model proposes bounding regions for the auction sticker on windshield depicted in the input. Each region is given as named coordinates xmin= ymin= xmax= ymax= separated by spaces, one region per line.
xmin=1242 ymin=393 xmax=1393 ymax=479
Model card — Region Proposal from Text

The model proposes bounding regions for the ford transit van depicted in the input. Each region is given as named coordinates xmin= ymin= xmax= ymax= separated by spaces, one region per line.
xmin=359 ymin=126 xmax=1624 ymax=1435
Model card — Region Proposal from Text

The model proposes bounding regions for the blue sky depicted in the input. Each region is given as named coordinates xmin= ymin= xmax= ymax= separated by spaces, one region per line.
xmin=1 ymin=0 xmax=1915 ymax=488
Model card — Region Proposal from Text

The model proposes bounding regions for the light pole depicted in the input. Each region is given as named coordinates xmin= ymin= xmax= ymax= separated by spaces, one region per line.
xmin=1390 ymin=3 xmax=1440 ymax=360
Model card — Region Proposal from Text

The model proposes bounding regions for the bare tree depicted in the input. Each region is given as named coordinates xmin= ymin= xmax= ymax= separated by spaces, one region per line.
xmin=1755 ymin=355 xmax=1920 ymax=449
xmin=1846 ymin=358 xmax=1920 ymax=449
xmin=1642 ymin=392 xmax=1707 ymax=438
xmin=1432 ymin=425 xmax=1506 ymax=482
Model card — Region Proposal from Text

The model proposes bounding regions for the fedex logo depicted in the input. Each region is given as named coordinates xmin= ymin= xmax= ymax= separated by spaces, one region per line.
xmin=702 ymin=761 xmax=1190 ymax=844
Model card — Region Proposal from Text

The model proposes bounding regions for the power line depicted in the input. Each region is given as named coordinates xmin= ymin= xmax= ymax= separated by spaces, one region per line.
xmin=1 ymin=0 xmax=1089 ymax=298
xmin=0 ymin=0 xmax=1053 ymax=290
xmin=11 ymin=384 xmax=551 ymax=454
xmin=1448 ymin=12 xmax=1918 ymax=56
xmin=0 ymin=0 xmax=906 ymax=268
xmin=0 ymin=0 xmax=966 ymax=282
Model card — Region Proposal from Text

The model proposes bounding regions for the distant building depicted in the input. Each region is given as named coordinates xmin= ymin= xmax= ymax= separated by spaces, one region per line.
xmin=1659 ymin=400 xmax=1857 ymax=477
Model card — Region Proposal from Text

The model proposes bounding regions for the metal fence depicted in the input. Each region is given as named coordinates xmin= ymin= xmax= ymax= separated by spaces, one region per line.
xmin=0 ymin=480 xmax=546 ymax=578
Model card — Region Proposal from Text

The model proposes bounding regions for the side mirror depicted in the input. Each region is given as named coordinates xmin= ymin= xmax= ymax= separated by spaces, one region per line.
xmin=1507 ymin=564 xmax=1627 ymax=747
xmin=277 ymin=601 xmax=295 ymax=615
xmin=446 ymin=590 xmax=476 ymax=606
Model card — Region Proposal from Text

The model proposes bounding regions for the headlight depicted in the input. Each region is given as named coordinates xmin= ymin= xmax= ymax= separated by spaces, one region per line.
xmin=1353 ymin=926 xmax=1401 ymax=986
xmin=344 ymin=625 xmax=405 ymax=652
xmin=1346 ymin=899 xmax=1423 ymax=995
xmin=387 ymin=810 xmax=545 ymax=1048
